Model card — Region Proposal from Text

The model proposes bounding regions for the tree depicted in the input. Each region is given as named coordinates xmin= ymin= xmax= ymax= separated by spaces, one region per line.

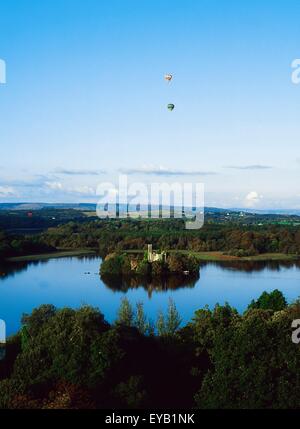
xmin=134 ymin=302 xmax=148 ymax=335
xmin=165 ymin=298 xmax=182 ymax=335
xmin=136 ymin=259 xmax=150 ymax=277
xmin=194 ymin=303 xmax=300 ymax=409
xmin=89 ymin=328 xmax=125 ymax=387
xmin=168 ymin=253 xmax=185 ymax=273
xmin=21 ymin=304 xmax=56 ymax=338
xmin=156 ymin=310 xmax=166 ymax=336
xmin=151 ymin=261 xmax=166 ymax=277
xmin=247 ymin=290 xmax=287 ymax=312
xmin=115 ymin=297 xmax=134 ymax=327
xmin=100 ymin=254 xmax=123 ymax=277
xmin=113 ymin=375 xmax=147 ymax=408
xmin=155 ymin=299 xmax=182 ymax=337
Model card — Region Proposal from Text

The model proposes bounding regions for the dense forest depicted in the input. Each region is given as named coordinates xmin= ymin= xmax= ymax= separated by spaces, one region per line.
xmin=2 ymin=214 xmax=300 ymax=261
xmin=0 ymin=290 xmax=300 ymax=409
xmin=39 ymin=217 xmax=300 ymax=257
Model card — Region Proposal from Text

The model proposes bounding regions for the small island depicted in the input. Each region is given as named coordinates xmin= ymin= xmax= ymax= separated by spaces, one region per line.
xmin=100 ymin=244 xmax=200 ymax=284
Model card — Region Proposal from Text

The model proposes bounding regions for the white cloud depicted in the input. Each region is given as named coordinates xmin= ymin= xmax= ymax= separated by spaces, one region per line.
xmin=54 ymin=168 xmax=105 ymax=176
xmin=45 ymin=181 xmax=96 ymax=196
xmin=244 ymin=191 xmax=263 ymax=207
xmin=69 ymin=186 xmax=95 ymax=196
xmin=120 ymin=165 xmax=216 ymax=176
xmin=45 ymin=181 xmax=63 ymax=190
xmin=0 ymin=186 xmax=17 ymax=197
xmin=226 ymin=165 xmax=272 ymax=170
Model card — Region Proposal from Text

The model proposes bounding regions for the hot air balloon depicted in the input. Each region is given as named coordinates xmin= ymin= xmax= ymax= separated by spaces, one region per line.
xmin=167 ymin=104 xmax=175 ymax=111
xmin=164 ymin=74 xmax=172 ymax=82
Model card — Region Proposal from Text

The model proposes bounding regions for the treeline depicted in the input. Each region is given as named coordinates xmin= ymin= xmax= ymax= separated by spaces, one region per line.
xmin=2 ymin=218 xmax=300 ymax=261
xmin=0 ymin=209 xmax=91 ymax=232
xmin=1 ymin=290 xmax=300 ymax=409
xmin=41 ymin=219 xmax=300 ymax=256
xmin=0 ymin=231 xmax=55 ymax=260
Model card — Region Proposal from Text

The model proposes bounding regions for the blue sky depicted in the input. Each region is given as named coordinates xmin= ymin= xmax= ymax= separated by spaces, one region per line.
xmin=0 ymin=0 xmax=300 ymax=208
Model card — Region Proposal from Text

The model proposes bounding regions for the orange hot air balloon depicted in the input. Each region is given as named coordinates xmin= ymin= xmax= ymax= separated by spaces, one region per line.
xmin=164 ymin=74 xmax=173 ymax=82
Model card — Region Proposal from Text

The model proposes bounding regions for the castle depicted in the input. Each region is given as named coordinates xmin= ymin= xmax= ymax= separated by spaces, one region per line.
xmin=147 ymin=244 xmax=167 ymax=263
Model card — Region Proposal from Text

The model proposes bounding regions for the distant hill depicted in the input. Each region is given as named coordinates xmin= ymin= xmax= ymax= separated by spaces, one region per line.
xmin=229 ymin=208 xmax=300 ymax=216
xmin=0 ymin=203 xmax=300 ymax=217
xmin=0 ymin=203 xmax=97 ymax=211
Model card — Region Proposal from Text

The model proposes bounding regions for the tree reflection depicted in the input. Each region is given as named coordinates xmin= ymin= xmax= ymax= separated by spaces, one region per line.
xmin=0 ymin=261 xmax=29 ymax=278
xmin=101 ymin=272 xmax=200 ymax=297
xmin=200 ymin=259 xmax=299 ymax=273
xmin=0 ymin=255 xmax=100 ymax=280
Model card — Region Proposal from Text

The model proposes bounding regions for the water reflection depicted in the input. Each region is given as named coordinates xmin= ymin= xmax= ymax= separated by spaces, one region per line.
xmin=100 ymin=259 xmax=300 ymax=295
xmin=101 ymin=273 xmax=199 ymax=297
xmin=0 ymin=255 xmax=100 ymax=279
xmin=1 ymin=257 xmax=300 ymax=284
xmin=202 ymin=259 xmax=300 ymax=273
xmin=0 ymin=260 xmax=29 ymax=279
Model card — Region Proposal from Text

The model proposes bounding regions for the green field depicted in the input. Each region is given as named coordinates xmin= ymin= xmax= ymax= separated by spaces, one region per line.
xmin=171 ymin=251 xmax=300 ymax=261
xmin=6 ymin=248 xmax=299 ymax=263
xmin=7 ymin=249 xmax=96 ymax=262
xmin=124 ymin=250 xmax=299 ymax=262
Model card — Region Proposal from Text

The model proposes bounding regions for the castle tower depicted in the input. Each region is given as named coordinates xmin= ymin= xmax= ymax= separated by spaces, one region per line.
xmin=147 ymin=244 xmax=153 ymax=263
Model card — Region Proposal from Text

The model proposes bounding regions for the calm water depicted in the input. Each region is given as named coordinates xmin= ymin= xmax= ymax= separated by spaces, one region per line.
xmin=1 ymin=256 xmax=300 ymax=336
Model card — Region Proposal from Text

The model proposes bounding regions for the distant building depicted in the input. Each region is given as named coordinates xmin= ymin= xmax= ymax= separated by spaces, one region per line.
xmin=147 ymin=244 xmax=167 ymax=263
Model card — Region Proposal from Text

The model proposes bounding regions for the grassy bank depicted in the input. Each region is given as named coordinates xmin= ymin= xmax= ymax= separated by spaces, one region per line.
xmin=6 ymin=249 xmax=299 ymax=263
xmin=124 ymin=249 xmax=299 ymax=262
xmin=6 ymin=249 xmax=96 ymax=262
xmin=176 ymin=251 xmax=300 ymax=261
xmin=172 ymin=250 xmax=300 ymax=261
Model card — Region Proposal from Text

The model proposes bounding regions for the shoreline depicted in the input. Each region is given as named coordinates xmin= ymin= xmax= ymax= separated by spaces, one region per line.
xmin=6 ymin=249 xmax=97 ymax=262
xmin=5 ymin=250 xmax=299 ymax=264
xmin=124 ymin=250 xmax=300 ymax=262
xmin=181 ymin=251 xmax=300 ymax=262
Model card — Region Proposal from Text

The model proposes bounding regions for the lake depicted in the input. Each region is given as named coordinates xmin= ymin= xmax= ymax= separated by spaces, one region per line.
xmin=1 ymin=256 xmax=300 ymax=336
